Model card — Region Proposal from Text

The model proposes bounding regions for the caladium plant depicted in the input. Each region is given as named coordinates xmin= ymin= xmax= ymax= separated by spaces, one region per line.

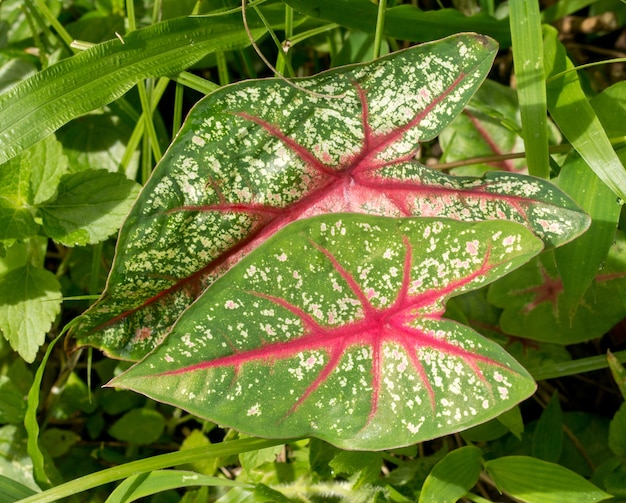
xmin=112 ymin=214 xmax=542 ymax=450
xmin=69 ymin=33 xmax=591 ymax=450
xmin=71 ymin=33 xmax=588 ymax=361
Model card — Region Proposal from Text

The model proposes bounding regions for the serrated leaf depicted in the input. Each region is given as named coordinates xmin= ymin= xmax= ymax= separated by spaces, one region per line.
xmin=329 ymin=450 xmax=383 ymax=488
xmin=485 ymin=455 xmax=611 ymax=503
xmin=57 ymin=108 xmax=140 ymax=177
xmin=488 ymin=235 xmax=626 ymax=344
xmin=0 ymin=152 xmax=38 ymax=245
xmin=39 ymin=170 xmax=140 ymax=246
xmin=0 ymin=264 xmax=62 ymax=363
xmin=27 ymin=135 xmax=69 ymax=205
xmin=112 ymin=214 xmax=540 ymax=450
xmin=72 ymin=34 xmax=588 ymax=361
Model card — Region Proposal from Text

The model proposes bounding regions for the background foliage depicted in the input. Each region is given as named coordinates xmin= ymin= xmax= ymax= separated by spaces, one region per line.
xmin=1 ymin=0 xmax=626 ymax=501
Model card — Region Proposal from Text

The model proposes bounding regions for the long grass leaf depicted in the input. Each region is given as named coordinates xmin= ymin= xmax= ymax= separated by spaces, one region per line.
xmin=509 ymin=0 xmax=549 ymax=178
xmin=544 ymin=25 xmax=626 ymax=200
xmin=0 ymin=13 xmax=268 ymax=165
xmin=24 ymin=333 xmax=63 ymax=490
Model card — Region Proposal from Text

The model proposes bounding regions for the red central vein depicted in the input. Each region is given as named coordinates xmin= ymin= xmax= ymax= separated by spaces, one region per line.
xmin=94 ymin=71 xmax=536 ymax=347
xmin=158 ymin=238 xmax=509 ymax=424
xmin=306 ymin=238 xmax=378 ymax=319
xmin=355 ymin=74 xmax=466 ymax=171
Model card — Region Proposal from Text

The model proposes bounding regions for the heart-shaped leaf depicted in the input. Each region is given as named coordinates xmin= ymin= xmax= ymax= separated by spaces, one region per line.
xmin=71 ymin=33 xmax=588 ymax=361
xmin=112 ymin=214 xmax=540 ymax=450
xmin=488 ymin=234 xmax=626 ymax=344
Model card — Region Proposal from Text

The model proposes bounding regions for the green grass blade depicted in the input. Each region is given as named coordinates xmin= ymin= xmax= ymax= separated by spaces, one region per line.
xmin=544 ymin=25 xmax=626 ymax=200
xmin=0 ymin=12 xmax=268 ymax=165
xmin=24 ymin=333 xmax=64 ymax=490
xmin=509 ymin=0 xmax=549 ymax=178
xmin=17 ymin=437 xmax=286 ymax=503
xmin=104 ymin=470 xmax=245 ymax=503
xmin=283 ymin=0 xmax=512 ymax=46
xmin=555 ymin=155 xmax=620 ymax=315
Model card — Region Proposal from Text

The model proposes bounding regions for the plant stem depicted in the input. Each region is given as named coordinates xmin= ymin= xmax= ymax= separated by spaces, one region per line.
xmin=373 ymin=0 xmax=387 ymax=60
xmin=431 ymin=137 xmax=626 ymax=170
xmin=529 ymin=349 xmax=626 ymax=380
xmin=18 ymin=437 xmax=288 ymax=503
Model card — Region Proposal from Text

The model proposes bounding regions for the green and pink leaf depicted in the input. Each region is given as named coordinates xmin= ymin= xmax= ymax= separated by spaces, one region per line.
xmin=488 ymin=233 xmax=626 ymax=344
xmin=71 ymin=34 xmax=588 ymax=360
xmin=112 ymin=214 xmax=540 ymax=450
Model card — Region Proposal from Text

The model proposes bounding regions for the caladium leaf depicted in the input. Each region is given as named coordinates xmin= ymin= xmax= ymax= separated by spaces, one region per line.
xmin=488 ymin=234 xmax=626 ymax=344
xmin=112 ymin=214 xmax=541 ymax=451
xmin=72 ymin=33 xmax=589 ymax=361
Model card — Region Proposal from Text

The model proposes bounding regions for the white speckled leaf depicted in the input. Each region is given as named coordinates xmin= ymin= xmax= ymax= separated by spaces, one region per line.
xmin=112 ymin=214 xmax=540 ymax=450
xmin=72 ymin=33 xmax=588 ymax=360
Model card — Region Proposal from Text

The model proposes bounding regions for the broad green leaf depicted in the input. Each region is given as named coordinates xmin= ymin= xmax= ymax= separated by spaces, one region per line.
xmin=419 ymin=445 xmax=482 ymax=503
xmin=485 ymin=455 xmax=611 ymax=503
xmin=0 ymin=425 xmax=40 ymax=493
xmin=0 ymin=57 xmax=37 ymax=95
xmin=72 ymin=34 xmax=588 ymax=361
xmin=591 ymin=81 xmax=626 ymax=138
xmin=49 ymin=372 xmax=97 ymax=420
xmin=461 ymin=417 xmax=509 ymax=442
xmin=284 ymin=0 xmax=512 ymax=45
xmin=0 ymin=135 xmax=68 ymax=246
xmin=39 ymin=429 xmax=80 ymax=459
xmin=108 ymin=408 xmax=165 ymax=445
xmin=497 ymin=406 xmax=524 ymax=440
xmin=104 ymin=470 xmax=245 ymax=503
xmin=0 ymin=10 xmax=271 ymax=164
xmin=446 ymin=288 xmax=572 ymax=372
xmin=532 ymin=392 xmax=563 ymax=462
xmin=26 ymin=135 xmax=69 ymax=206
xmin=240 ymin=444 xmax=284 ymax=473
xmin=0 ymin=154 xmax=39 ymax=245
xmin=0 ymin=263 xmax=62 ymax=363
xmin=609 ymin=403 xmax=626 ymax=458
xmin=544 ymin=25 xmax=626 ymax=201
xmin=56 ymin=107 xmax=140 ymax=176
xmin=488 ymin=235 xmax=626 ymax=344
xmin=328 ymin=450 xmax=383 ymax=488
xmin=178 ymin=430 xmax=219 ymax=476
xmin=112 ymin=214 xmax=541 ymax=450
xmin=38 ymin=170 xmax=140 ymax=247
xmin=0 ymin=376 xmax=28 ymax=425
xmin=0 ymin=474 xmax=37 ymax=502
